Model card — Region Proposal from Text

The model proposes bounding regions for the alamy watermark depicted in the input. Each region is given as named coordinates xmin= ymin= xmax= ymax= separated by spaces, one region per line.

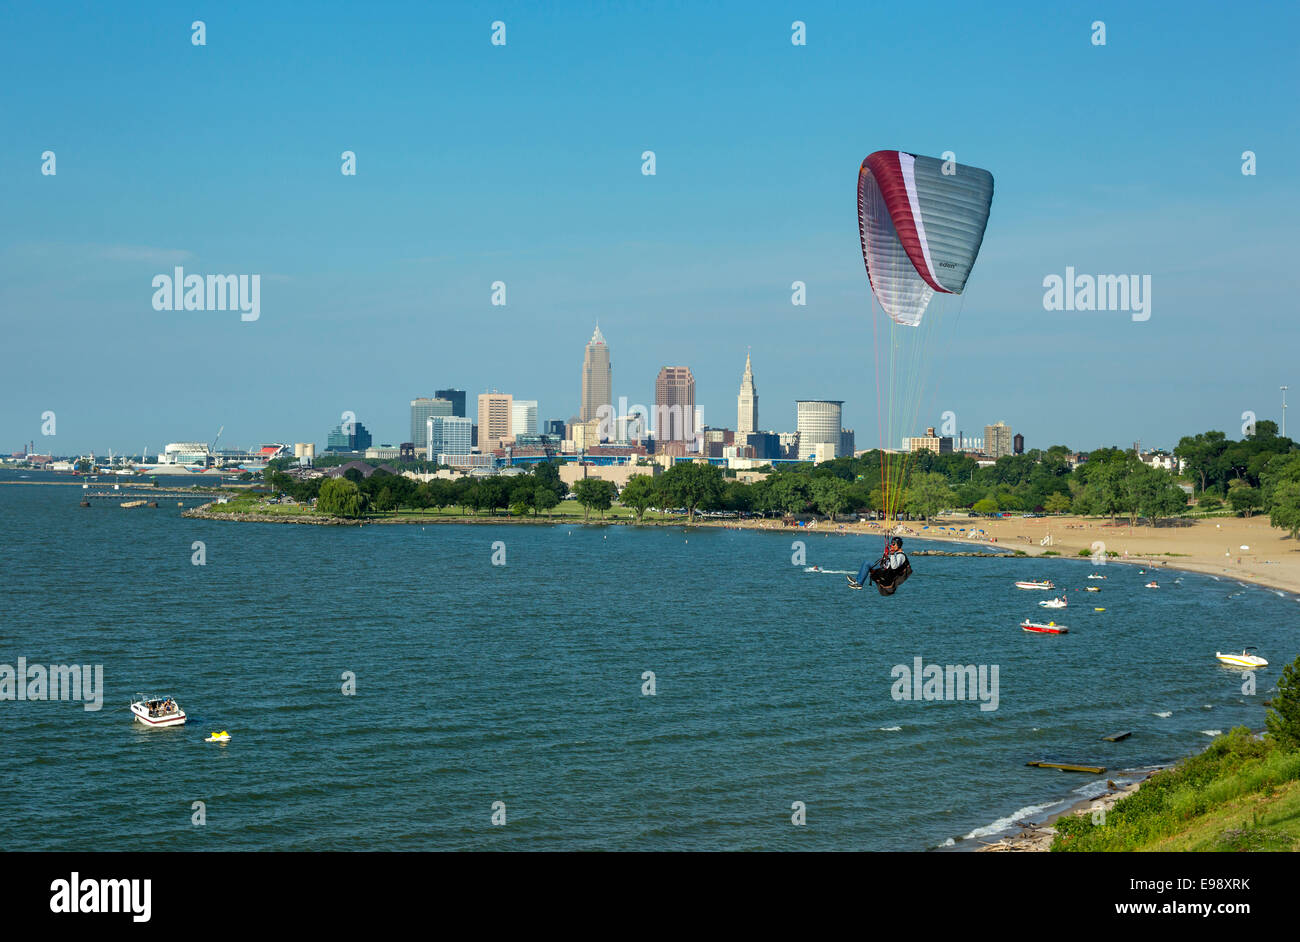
xmin=890 ymin=657 xmax=999 ymax=711
xmin=151 ymin=267 xmax=260 ymax=322
xmin=1043 ymin=266 xmax=1150 ymax=322
xmin=1 ymin=658 xmax=104 ymax=711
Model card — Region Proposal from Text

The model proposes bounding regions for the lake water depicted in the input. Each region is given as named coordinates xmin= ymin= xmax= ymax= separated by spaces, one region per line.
xmin=2 ymin=472 xmax=1296 ymax=850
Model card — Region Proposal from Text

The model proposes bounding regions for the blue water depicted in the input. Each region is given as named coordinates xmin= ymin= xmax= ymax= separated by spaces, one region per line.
xmin=2 ymin=473 xmax=1297 ymax=850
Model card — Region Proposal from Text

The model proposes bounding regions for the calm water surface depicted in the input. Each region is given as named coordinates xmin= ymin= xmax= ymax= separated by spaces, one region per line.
xmin=2 ymin=473 xmax=1296 ymax=850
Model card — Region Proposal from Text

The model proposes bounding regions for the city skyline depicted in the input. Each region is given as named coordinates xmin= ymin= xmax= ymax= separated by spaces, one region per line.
xmin=3 ymin=3 xmax=1297 ymax=455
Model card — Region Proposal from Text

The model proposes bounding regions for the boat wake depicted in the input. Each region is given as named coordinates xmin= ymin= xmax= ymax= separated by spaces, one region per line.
xmin=804 ymin=567 xmax=855 ymax=574
xmin=1201 ymin=729 xmax=1223 ymax=737
xmin=878 ymin=726 xmax=902 ymax=732
xmin=1153 ymin=711 xmax=1173 ymax=718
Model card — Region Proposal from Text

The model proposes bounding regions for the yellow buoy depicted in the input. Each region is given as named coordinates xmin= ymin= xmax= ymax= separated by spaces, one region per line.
xmin=1094 ymin=607 xmax=1105 ymax=612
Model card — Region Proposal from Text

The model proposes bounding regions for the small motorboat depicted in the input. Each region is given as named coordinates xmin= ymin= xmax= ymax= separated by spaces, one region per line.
xmin=1085 ymin=586 xmax=1101 ymax=592
xmin=1086 ymin=573 xmax=1106 ymax=580
xmin=1145 ymin=581 xmax=1159 ymax=589
xmin=1022 ymin=620 xmax=1068 ymax=634
xmin=1094 ymin=607 xmax=1106 ymax=611
xmin=130 ymin=695 xmax=186 ymax=727
xmin=205 ymin=731 xmax=232 ymax=742
xmin=1015 ymin=580 xmax=1055 ymax=590
xmin=1216 ymin=649 xmax=1268 ymax=668
xmin=1038 ymin=596 xmax=1068 ymax=609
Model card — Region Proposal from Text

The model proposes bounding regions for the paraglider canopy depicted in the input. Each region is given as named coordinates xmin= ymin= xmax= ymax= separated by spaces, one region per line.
xmin=857 ymin=150 xmax=994 ymax=326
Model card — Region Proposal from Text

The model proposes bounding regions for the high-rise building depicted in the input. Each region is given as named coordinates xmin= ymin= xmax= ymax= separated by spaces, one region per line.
xmin=326 ymin=421 xmax=372 ymax=453
xmin=580 ymin=325 xmax=612 ymax=425
xmin=745 ymin=431 xmax=781 ymax=461
xmin=544 ymin=419 xmax=567 ymax=437
xmin=511 ymin=400 xmax=538 ymax=438
xmin=477 ymin=392 xmax=513 ymax=448
xmin=428 ymin=415 xmax=473 ymax=460
xmin=435 ymin=389 xmax=467 ymax=418
xmin=796 ymin=401 xmax=844 ymax=459
xmin=737 ymin=352 xmax=758 ymax=436
xmin=984 ymin=421 xmax=1013 ymax=459
xmin=411 ymin=397 xmax=453 ymax=448
xmin=654 ymin=366 xmax=696 ymax=442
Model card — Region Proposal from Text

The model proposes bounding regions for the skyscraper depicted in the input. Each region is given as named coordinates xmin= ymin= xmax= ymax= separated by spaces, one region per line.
xmin=477 ymin=392 xmax=513 ymax=448
xmin=796 ymin=400 xmax=844 ymax=459
xmin=511 ymin=399 xmax=538 ymax=438
xmin=985 ymin=421 xmax=1012 ymax=458
xmin=580 ymin=325 xmax=612 ymax=425
xmin=737 ymin=351 xmax=758 ymax=436
xmin=435 ymin=389 xmax=467 ymax=418
xmin=654 ymin=367 xmax=696 ymax=442
xmin=411 ymin=397 xmax=453 ymax=448
xmin=427 ymin=415 xmax=473 ymax=460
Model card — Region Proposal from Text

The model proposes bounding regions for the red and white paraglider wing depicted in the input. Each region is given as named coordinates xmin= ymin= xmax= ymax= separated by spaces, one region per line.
xmin=857 ymin=150 xmax=994 ymax=325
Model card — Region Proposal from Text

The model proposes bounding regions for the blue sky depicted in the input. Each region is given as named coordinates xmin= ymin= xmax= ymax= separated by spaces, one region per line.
xmin=2 ymin=0 xmax=1297 ymax=455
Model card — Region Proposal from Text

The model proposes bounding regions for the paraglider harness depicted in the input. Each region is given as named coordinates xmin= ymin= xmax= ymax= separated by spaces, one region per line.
xmin=870 ymin=541 xmax=912 ymax=596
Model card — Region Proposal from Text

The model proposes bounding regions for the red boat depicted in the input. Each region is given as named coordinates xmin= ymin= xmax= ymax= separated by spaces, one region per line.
xmin=1021 ymin=619 xmax=1068 ymax=634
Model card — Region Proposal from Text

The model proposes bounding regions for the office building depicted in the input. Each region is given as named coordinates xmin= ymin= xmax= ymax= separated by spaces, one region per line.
xmin=435 ymin=388 xmax=467 ymax=418
xmin=905 ymin=427 xmax=953 ymax=455
xmin=796 ymin=400 xmax=844 ymax=459
xmin=477 ymin=392 xmax=513 ymax=448
xmin=411 ymin=397 xmax=453 ymax=449
xmin=580 ymin=325 xmax=612 ymax=424
xmin=737 ymin=352 xmax=758 ymax=436
xmin=985 ymin=421 xmax=1013 ymax=459
xmin=326 ymin=421 xmax=372 ymax=453
xmin=654 ymin=366 xmax=696 ymax=442
xmin=511 ymin=399 xmax=539 ymax=438
xmin=427 ymin=415 xmax=473 ymax=460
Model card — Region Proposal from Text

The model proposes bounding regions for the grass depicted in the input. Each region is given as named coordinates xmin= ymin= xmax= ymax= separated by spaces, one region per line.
xmin=1053 ymin=728 xmax=1300 ymax=851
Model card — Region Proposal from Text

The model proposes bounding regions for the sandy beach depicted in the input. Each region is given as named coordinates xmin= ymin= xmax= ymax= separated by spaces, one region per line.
xmin=703 ymin=512 xmax=1300 ymax=597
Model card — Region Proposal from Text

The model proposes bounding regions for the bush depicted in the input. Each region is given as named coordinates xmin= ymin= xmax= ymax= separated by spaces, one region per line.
xmin=1266 ymin=655 xmax=1300 ymax=751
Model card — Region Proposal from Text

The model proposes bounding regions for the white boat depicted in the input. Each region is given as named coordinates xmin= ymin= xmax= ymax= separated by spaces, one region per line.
xmin=1216 ymin=650 xmax=1268 ymax=668
xmin=1038 ymin=597 xmax=1068 ymax=609
xmin=130 ymin=695 xmax=186 ymax=727
xmin=1014 ymin=580 xmax=1055 ymax=590
xmin=1085 ymin=586 xmax=1101 ymax=592
xmin=1086 ymin=573 xmax=1106 ymax=580
xmin=1145 ymin=581 xmax=1159 ymax=589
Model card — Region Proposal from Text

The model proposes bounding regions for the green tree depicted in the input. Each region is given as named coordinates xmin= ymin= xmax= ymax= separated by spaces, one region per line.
xmin=972 ymin=497 xmax=998 ymax=514
xmin=1228 ymin=482 xmax=1263 ymax=517
xmin=317 ymin=477 xmax=366 ymax=517
xmin=904 ymin=472 xmax=952 ymax=522
xmin=1268 ymin=480 xmax=1300 ymax=539
xmin=618 ymin=474 xmax=659 ymax=523
xmin=1044 ymin=492 xmax=1071 ymax=514
xmin=572 ymin=478 xmax=617 ymax=520
xmin=373 ymin=485 xmax=396 ymax=513
xmin=533 ymin=483 xmax=560 ymax=518
xmin=1265 ymin=654 xmax=1300 ymax=751
xmin=659 ymin=461 xmax=725 ymax=522
xmin=810 ymin=476 xmax=851 ymax=521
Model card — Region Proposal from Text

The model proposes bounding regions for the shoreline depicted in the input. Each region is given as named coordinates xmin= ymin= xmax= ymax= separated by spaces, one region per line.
xmin=969 ymin=772 xmax=1157 ymax=852
xmin=178 ymin=502 xmax=1300 ymax=598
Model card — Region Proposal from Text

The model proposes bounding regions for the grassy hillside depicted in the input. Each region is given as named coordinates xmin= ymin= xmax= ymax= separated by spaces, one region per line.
xmin=1053 ymin=727 xmax=1300 ymax=851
